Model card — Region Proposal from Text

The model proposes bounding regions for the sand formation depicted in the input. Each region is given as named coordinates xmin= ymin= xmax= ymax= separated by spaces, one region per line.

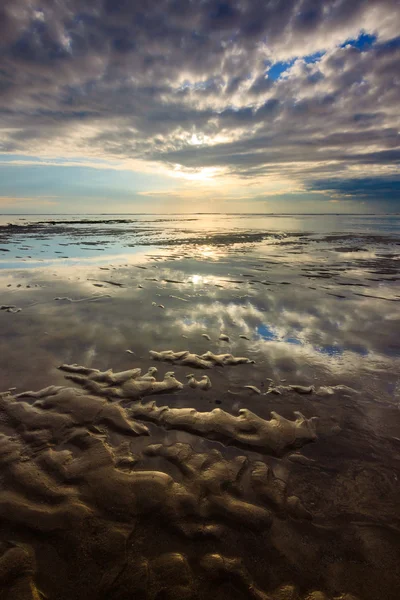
xmin=129 ymin=403 xmax=317 ymax=455
xmin=51 ymin=362 xmax=318 ymax=455
xmin=199 ymin=553 xmax=359 ymax=600
xmin=149 ymin=348 xmax=255 ymax=368
xmin=0 ymin=342 xmax=372 ymax=600
xmin=58 ymin=363 xmax=183 ymax=400
xmin=187 ymin=374 xmax=212 ymax=390
xmin=219 ymin=333 xmax=230 ymax=342
xmin=266 ymin=383 xmax=360 ymax=396
xmin=0 ymin=543 xmax=42 ymax=600
xmin=0 ymin=392 xmax=302 ymax=536
xmin=10 ymin=385 xmax=149 ymax=437
xmin=0 ymin=304 xmax=22 ymax=313
xmin=244 ymin=385 xmax=262 ymax=394
xmin=0 ymin=363 xmax=366 ymax=600
xmin=0 ymin=389 xmax=358 ymax=600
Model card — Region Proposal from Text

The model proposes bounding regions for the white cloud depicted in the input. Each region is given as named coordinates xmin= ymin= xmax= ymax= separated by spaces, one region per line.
xmin=0 ymin=0 xmax=399 ymax=206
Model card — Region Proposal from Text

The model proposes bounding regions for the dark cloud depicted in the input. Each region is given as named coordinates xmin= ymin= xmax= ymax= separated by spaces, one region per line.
xmin=309 ymin=177 xmax=400 ymax=202
xmin=0 ymin=0 xmax=399 ymax=202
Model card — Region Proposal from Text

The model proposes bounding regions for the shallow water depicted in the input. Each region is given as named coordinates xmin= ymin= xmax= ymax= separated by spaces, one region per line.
xmin=0 ymin=214 xmax=399 ymax=599
xmin=1 ymin=213 xmax=399 ymax=269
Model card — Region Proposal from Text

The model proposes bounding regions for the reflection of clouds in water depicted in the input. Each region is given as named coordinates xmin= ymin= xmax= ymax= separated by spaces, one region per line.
xmin=166 ymin=290 xmax=400 ymax=376
xmin=267 ymin=294 xmax=399 ymax=359
xmin=1 ymin=257 xmax=398 ymax=395
xmin=257 ymin=324 xmax=278 ymax=341
xmin=174 ymin=301 xmax=263 ymax=335
xmin=255 ymin=339 xmax=394 ymax=378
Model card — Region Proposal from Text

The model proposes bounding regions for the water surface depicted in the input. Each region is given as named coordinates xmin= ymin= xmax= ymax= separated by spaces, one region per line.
xmin=0 ymin=214 xmax=399 ymax=600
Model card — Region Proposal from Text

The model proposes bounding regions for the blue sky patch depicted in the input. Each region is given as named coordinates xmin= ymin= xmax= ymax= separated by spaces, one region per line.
xmin=304 ymin=51 xmax=325 ymax=64
xmin=341 ymin=32 xmax=376 ymax=51
xmin=266 ymin=50 xmax=325 ymax=81
xmin=267 ymin=60 xmax=295 ymax=80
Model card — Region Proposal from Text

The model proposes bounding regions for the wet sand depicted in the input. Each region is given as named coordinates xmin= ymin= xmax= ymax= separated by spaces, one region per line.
xmin=0 ymin=216 xmax=399 ymax=599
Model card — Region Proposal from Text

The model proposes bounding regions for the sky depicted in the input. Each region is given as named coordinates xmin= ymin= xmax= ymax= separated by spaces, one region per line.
xmin=0 ymin=0 xmax=399 ymax=214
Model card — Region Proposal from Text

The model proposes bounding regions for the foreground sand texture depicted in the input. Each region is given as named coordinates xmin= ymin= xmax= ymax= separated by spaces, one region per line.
xmin=0 ymin=378 xmax=360 ymax=600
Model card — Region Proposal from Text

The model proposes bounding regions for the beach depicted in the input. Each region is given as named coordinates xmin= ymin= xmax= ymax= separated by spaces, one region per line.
xmin=0 ymin=213 xmax=399 ymax=600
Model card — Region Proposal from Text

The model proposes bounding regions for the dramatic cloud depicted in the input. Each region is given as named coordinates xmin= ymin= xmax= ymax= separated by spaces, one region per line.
xmin=0 ymin=0 xmax=399 ymax=208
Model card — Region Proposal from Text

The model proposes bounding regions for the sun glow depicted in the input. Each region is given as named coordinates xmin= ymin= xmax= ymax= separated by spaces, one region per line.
xmin=170 ymin=165 xmax=224 ymax=181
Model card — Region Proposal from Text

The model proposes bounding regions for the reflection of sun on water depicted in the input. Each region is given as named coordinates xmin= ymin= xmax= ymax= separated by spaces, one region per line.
xmin=200 ymin=246 xmax=214 ymax=259
xmin=198 ymin=245 xmax=219 ymax=259
xmin=190 ymin=274 xmax=204 ymax=285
